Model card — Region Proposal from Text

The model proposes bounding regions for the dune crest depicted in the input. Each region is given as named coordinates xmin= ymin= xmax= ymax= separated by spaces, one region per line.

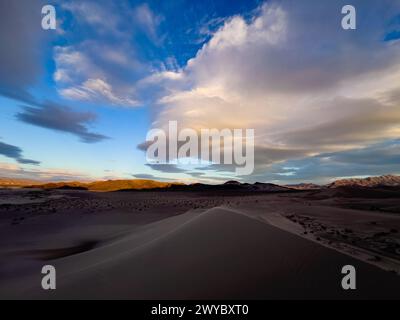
xmin=3 ymin=205 xmax=399 ymax=300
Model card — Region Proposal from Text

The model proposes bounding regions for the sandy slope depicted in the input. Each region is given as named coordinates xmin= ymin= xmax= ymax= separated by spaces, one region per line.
xmin=2 ymin=206 xmax=399 ymax=299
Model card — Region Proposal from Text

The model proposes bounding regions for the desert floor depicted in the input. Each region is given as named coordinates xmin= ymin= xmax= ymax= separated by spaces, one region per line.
xmin=0 ymin=188 xmax=399 ymax=299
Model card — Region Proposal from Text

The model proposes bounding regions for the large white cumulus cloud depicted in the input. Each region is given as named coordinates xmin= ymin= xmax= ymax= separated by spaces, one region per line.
xmin=147 ymin=0 xmax=400 ymax=174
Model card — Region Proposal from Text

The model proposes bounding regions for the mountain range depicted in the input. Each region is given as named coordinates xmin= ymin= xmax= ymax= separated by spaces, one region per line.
xmin=0 ymin=174 xmax=399 ymax=192
xmin=328 ymin=175 xmax=400 ymax=188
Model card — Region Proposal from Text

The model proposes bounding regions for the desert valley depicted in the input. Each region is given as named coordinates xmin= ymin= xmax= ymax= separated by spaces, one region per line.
xmin=0 ymin=175 xmax=399 ymax=299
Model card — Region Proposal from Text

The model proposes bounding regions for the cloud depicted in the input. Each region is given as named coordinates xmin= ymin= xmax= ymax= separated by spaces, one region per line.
xmin=185 ymin=172 xmax=237 ymax=184
xmin=0 ymin=0 xmax=49 ymax=101
xmin=139 ymin=71 xmax=184 ymax=86
xmin=60 ymin=78 xmax=139 ymax=107
xmin=61 ymin=1 xmax=122 ymax=36
xmin=325 ymin=140 xmax=400 ymax=166
xmin=16 ymin=103 xmax=109 ymax=143
xmin=131 ymin=173 xmax=179 ymax=182
xmin=0 ymin=2 xmax=108 ymax=146
xmin=0 ymin=141 xmax=40 ymax=165
xmin=53 ymin=46 xmax=94 ymax=84
xmin=134 ymin=3 xmax=164 ymax=44
xmin=197 ymin=16 xmax=228 ymax=42
xmin=53 ymin=45 xmax=141 ymax=107
xmin=132 ymin=173 xmax=156 ymax=179
xmin=0 ymin=162 xmax=94 ymax=182
xmin=144 ymin=0 xmax=400 ymax=178
xmin=55 ymin=1 xmax=164 ymax=107
xmin=186 ymin=172 xmax=205 ymax=178
xmin=251 ymin=140 xmax=400 ymax=184
xmin=275 ymin=97 xmax=400 ymax=148
xmin=145 ymin=163 xmax=187 ymax=173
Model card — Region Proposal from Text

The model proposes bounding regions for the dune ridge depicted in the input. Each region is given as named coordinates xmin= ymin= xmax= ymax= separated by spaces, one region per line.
xmin=3 ymin=205 xmax=400 ymax=300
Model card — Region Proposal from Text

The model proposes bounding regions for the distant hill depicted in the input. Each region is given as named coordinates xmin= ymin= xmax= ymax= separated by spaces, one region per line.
xmin=285 ymin=183 xmax=321 ymax=190
xmin=35 ymin=179 xmax=292 ymax=193
xmin=165 ymin=181 xmax=292 ymax=193
xmin=328 ymin=175 xmax=400 ymax=188
xmin=34 ymin=181 xmax=89 ymax=190
xmin=35 ymin=179 xmax=179 ymax=192
xmin=250 ymin=182 xmax=292 ymax=192
xmin=0 ymin=177 xmax=42 ymax=187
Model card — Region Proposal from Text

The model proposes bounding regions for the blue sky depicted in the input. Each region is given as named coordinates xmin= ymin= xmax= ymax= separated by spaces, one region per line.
xmin=0 ymin=0 xmax=400 ymax=184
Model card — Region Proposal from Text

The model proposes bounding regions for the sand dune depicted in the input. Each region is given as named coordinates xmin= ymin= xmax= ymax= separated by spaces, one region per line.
xmin=2 ymin=206 xmax=399 ymax=299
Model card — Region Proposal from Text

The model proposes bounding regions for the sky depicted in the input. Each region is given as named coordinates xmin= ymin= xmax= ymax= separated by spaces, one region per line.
xmin=0 ymin=0 xmax=400 ymax=185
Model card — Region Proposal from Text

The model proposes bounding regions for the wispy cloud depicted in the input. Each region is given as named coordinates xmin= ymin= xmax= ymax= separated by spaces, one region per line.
xmin=0 ymin=141 xmax=40 ymax=165
xmin=134 ymin=3 xmax=164 ymax=45
xmin=132 ymin=173 xmax=156 ymax=179
xmin=0 ymin=162 xmax=93 ymax=182
xmin=16 ymin=103 xmax=109 ymax=143
xmin=61 ymin=1 xmax=122 ymax=36
xmin=60 ymin=78 xmax=139 ymax=107
xmin=145 ymin=163 xmax=187 ymax=173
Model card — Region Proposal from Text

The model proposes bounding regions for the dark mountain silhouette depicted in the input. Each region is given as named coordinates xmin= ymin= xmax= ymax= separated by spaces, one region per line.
xmin=285 ymin=183 xmax=321 ymax=190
